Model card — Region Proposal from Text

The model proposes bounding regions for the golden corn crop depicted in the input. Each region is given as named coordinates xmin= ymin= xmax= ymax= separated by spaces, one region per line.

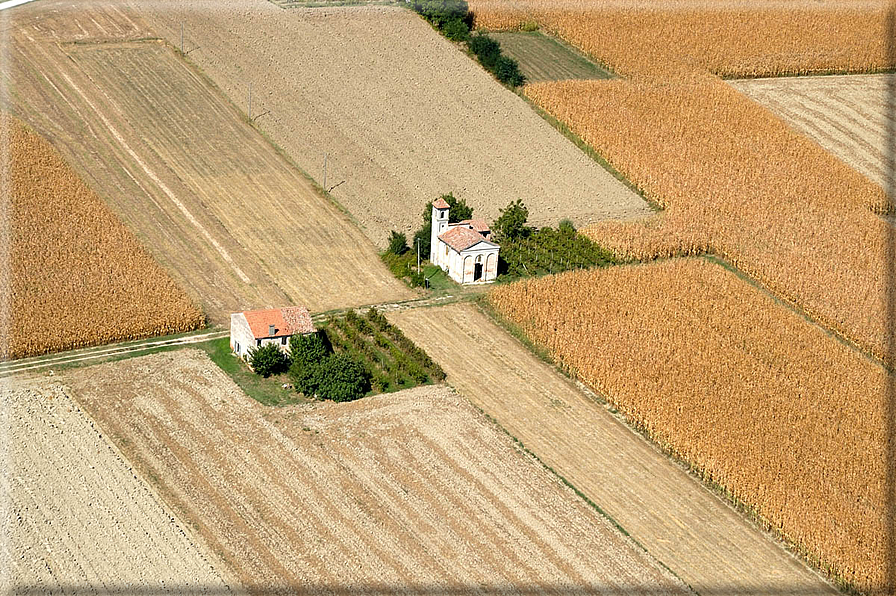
xmin=0 ymin=114 xmax=204 ymax=359
xmin=489 ymin=259 xmax=894 ymax=592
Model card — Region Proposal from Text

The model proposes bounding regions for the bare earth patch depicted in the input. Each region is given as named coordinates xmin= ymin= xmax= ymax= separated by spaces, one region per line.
xmin=0 ymin=376 xmax=235 ymax=594
xmin=134 ymin=2 xmax=650 ymax=245
xmin=63 ymin=349 xmax=689 ymax=594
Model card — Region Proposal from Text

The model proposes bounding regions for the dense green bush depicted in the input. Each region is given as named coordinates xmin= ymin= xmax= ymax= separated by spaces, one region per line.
xmin=494 ymin=55 xmax=525 ymax=87
xmin=409 ymin=0 xmax=469 ymax=27
xmin=315 ymin=354 xmax=371 ymax=402
xmin=469 ymin=34 xmax=502 ymax=71
xmin=289 ymin=332 xmax=328 ymax=369
xmin=248 ymin=343 xmax=288 ymax=377
xmin=493 ymin=199 xmax=531 ymax=242
xmin=442 ymin=18 xmax=470 ymax=41
xmin=388 ymin=230 xmax=409 ymax=255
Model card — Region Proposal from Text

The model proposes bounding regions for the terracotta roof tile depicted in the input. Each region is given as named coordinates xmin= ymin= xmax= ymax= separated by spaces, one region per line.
xmin=243 ymin=306 xmax=314 ymax=339
xmin=459 ymin=219 xmax=490 ymax=233
xmin=439 ymin=226 xmax=493 ymax=252
xmin=432 ymin=198 xmax=450 ymax=209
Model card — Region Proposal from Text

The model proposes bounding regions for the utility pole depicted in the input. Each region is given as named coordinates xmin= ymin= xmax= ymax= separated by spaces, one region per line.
xmin=323 ymin=153 xmax=328 ymax=191
xmin=248 ymin=83 xmax=252 ymax=120
xmin=180 ymin=22 xmax=184 ymax=53
xmin=417 ymin=238 xmax=421 ymax=274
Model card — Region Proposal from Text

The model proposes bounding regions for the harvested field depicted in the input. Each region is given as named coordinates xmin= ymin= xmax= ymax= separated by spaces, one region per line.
xmin=466 ymin=0 xmax=896 ymax=366
xmin=487 ymin=258 xmax=894 ymax=592
xmin=0 ymin=375 xmax=234 ymax=593
xmin=488 ymin=32 xmax=611 ymax=83
xmin=729 ymin=73 xmax=894 ymax=192
xmin=389 ymin=302 xmax=837 ymax=596
xmin=64 ymin=349 xmax=690 ymax=594
xmin=0 ymin=113 xmax=203 ymax=359
xmin=3 ymin=5 xmax=412 ymax=325
xmin=134 ymin=3 xmax=650 ymax=245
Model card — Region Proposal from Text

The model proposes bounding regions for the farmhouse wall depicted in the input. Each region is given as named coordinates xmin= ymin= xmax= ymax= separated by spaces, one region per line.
xmin=230 ymin=313 xmax=255 ymax=359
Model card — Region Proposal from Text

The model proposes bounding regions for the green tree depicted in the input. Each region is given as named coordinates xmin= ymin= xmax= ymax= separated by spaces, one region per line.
xmin=388 ymin=230 xmax=410 ymax=255
xmin=289 ymin=332 xmax=328 ymax=368
xmin=409 ymin=0 xmax=469 ymax=27
xmin=315 ymin=354 xmax=372 ymax=402
xmin=493 ymin=199 xmax=531 ymax=242
xmin=469 ymin=34 xmax=502 ymax=71
xmin=248 ymin=343 xmax=288 ymax=378
xmin=442 ymin=18 xmax=470 ymax=41
xmin=494 ymin=55 xmax=526 ymax=87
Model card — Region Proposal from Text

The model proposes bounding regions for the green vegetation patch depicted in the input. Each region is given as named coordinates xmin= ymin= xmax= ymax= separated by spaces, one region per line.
xmin=489 ymin=31 xmax=612 ymax=83
xmin=318 ymin=308 xmax=447 ymax=395
xmin=499 ymin=223 xmax=620 ymax=279
xmin=200 ymin=337 xmax=303 ymax=406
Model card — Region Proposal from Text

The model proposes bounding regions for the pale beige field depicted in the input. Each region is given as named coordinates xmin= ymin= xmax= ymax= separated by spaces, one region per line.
xmin=729 ymin=73 xmax=893 ymax=192
xmin=0 ymin=376 xmax=235 ymax=594
xmin=3 ymin=3 xmax=412 ymax=325
xmin=389 ymin=303 xmax=837 ymax=596
xmin=64 ymin=349 xmax=690 ymax=594
xmin=134 ymin=2 xmax=650 ymax=244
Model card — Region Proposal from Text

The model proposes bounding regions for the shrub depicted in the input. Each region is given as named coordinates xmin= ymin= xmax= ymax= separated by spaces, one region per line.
xmin=493 ymin=199 xmax=531 ymax=241
xmin=559 ymin=218 xmax=576 ymax=234
xmin=388 ymin=230 xmax=409 ymax=255
xmin=410 ymin=0 xmax=469 ymax=27
xmin=442 ymin=18 xmax=470 ymax=41
xmin=248 ymin=343 xmax=288 ymax=377
xmin=289 ymin=359 xmax=322 ymax=396
xmin=315 ymin=354 xmax=372 ymax=402
xmin=494 ymin=55 xmax=526 ymax=87
xmin=520 ymin=20 xmax=538 ymax=32
xmin=469 ymin=34 xmax=502 ymax=71
xmin=290 ymin=332 xmax=328 ymax=369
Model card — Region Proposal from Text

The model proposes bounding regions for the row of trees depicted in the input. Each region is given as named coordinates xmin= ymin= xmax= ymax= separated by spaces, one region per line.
xmin=409 ymin=0 xmax=525 ymax=87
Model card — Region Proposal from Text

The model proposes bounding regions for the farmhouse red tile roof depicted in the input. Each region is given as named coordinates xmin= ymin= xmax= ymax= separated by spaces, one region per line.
xmin=439 ymin=226 xmax=491 ymax=252
xmin=459 ymin=219 xmax=490 ymax=233
xmin=432 ymin=198 xmax=450 ymax=209
xmin=243 ymin=306 xmax=314 ymax=339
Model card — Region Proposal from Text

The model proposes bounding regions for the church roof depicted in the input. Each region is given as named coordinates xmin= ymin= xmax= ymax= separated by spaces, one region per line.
xmin=432 ymin=197 xmax=450 ymax=209
xmin=458 ymin=219 xmax=490 ymax=233
xmin=439 ymin=226 xmax=496 ymax=252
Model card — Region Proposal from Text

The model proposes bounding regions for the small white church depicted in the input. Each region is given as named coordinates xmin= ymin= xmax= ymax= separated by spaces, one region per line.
xmin=430 ymin=198 xmax=499 ymax=284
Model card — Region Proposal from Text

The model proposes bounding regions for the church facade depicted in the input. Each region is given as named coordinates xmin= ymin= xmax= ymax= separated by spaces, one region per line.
xmin=430 ymin=198 xmax=499 ymax=284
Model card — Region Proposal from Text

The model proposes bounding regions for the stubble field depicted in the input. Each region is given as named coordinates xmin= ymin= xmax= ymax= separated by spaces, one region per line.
xmin=3 ymin=4 xmax=412 ymax=325
xmin=729 ymin=73 xmax=894 ymax=193
xmin=134 ymin=2 xmax=650 ymax=244
xmin=0 ymin=375 xmax=235 ymax=593
xmin=64 ymin=349 xmax=691 ymax=594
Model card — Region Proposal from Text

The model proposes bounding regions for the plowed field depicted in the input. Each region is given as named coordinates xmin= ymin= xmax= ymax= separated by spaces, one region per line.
xmin=729 ymin=73 xmax=893 ymax=192
xmin=388 ymin=303 xmax=837 ymax=596
xmin=0 ymin=376 xmax=234 ymax=593
xmin=3 ymin=3 xmax=412 ymax=324
xmin=135 ymin=3 xmax=650 ymax=244
xmin=65 ymin=350 xmax=690 ymax=594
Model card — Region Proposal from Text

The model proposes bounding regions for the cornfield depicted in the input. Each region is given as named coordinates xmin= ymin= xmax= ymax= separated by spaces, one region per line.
xmin=0 ymin=114 xmax=204 ymax=359
xmin=488 ymin=259 xmax=894 ymax=592
xmin=468 ymin=0 xmax=896 ymax=367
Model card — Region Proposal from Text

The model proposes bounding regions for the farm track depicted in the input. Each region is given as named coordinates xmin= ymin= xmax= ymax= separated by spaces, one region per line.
xmin=729 ymin=73 xmax=894 ymax=193
xmin=3 ymin=3 xmax=412 ymax=325
xmin=0 ymin=376 xmax=236 ymax=594
xmin=388 ymin=303 xmax=837 ymax=596
xmin=56 ymin=350 xmax=691 ymax=594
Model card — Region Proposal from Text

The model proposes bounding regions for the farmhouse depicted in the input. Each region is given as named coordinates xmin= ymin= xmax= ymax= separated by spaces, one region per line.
xmin=429 ymin=198 xmax=499 ymax=284
xmin=230 ymin=306 xmax=315 ymax=359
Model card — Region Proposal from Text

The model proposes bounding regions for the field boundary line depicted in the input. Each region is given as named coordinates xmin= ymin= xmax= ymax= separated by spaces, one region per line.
xmin=473 ymin=295 xmax=854 ymax=594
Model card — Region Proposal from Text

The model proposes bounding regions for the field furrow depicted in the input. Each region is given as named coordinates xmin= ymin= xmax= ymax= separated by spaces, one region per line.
xmin=63 ymin=349 xmax=690 ymax=594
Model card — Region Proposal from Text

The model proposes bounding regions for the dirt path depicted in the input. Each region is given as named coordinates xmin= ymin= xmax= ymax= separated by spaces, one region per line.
xmin=388 ymin=303 xmax=837 ymax=596
xmin=63 ymin=349 xmax=691 ymax=595
xmin=0 ymin=376 xmax=237 ymax=594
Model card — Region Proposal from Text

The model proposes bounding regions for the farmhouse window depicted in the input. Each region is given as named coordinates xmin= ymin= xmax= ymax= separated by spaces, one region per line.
xmin=281 ymin=336 xmax=287 ymax=346
xmin=256 ymin=339 xmax=261 ymax=347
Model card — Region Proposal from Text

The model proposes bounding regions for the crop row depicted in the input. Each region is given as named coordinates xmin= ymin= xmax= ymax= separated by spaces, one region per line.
xmin=1 ymin=114 xmax=203 ymax=359
xmin=499 ymin=226 xmax=618 ymax=278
